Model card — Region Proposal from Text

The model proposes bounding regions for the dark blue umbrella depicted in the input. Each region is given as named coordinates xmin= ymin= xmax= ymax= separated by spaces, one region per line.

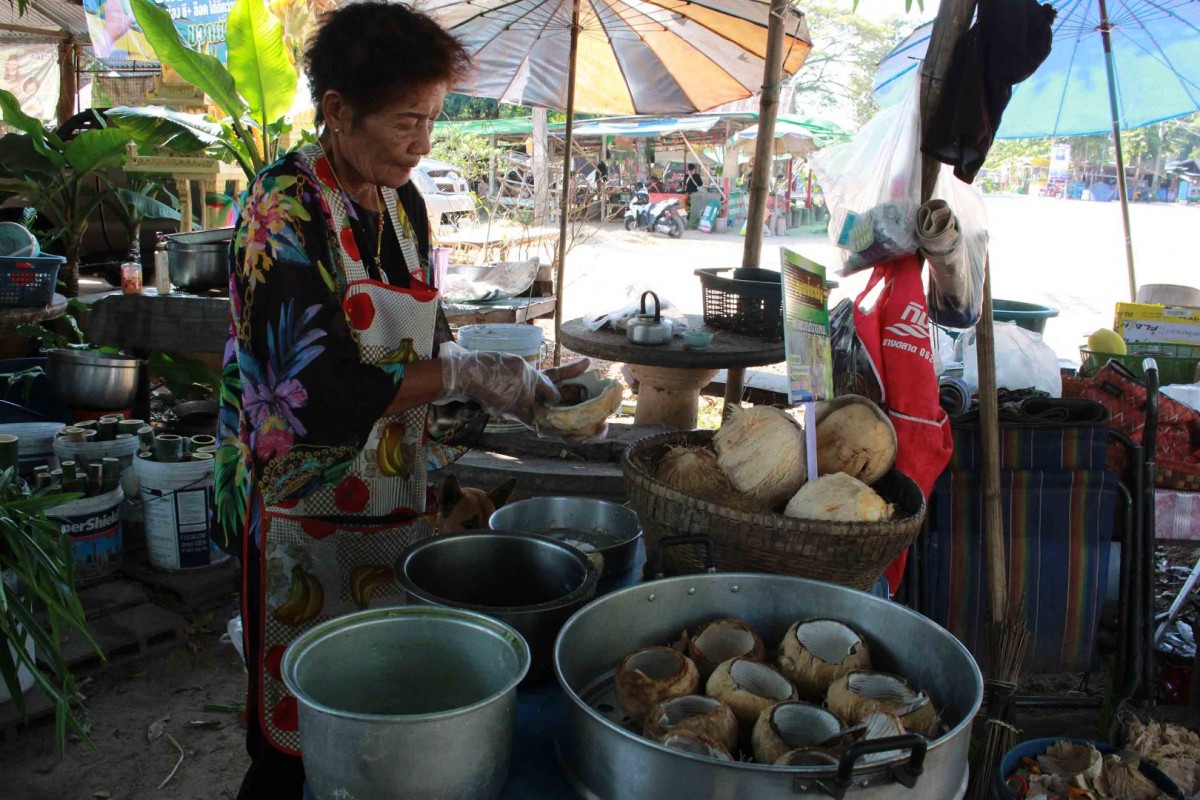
xmin=873 ymin=1 xmax=1200 ymax=299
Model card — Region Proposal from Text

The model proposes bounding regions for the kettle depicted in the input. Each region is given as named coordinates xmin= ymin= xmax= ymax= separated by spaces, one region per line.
xmin=626 ymin=291 xmax=673 ymax=346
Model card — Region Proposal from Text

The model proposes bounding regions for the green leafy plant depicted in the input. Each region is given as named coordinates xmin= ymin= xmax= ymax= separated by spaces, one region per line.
xmin=122 ymin=0 xmax=299 ymax=181
xmin=0 ymin=91 xmax=131 ymax=297
xmin=0 ymin=467 xmax=99 ymax=751
xmin=104 ymin=175 xmax=181 ymax=264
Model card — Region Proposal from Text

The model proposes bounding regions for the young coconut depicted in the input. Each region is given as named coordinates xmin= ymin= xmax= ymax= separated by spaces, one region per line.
xmin=778 ymin=619 xmax=872 ymax=699
xmin=774 ymin=748 xmax=842 ymax=768
xmin=826 ymin=671 xmax=939 ymax=738
xmin=713 ymin=406 xmax=807 ymax=509
xmin=687 ymin=618 xmax=767 ymax=681
xmin=706 ymin=658 xmax=798 ymax=732
xmin=751 ymin=702 xmax=844 ymax=765
xmin=815 ymin=396 xmax=897 ymax=484
xmin=857 ymin=711 xmax=908 ymax=764
xmin=615 ymin=646 xmax=700 ymax=725
xmin=657 ymin=731 xmax=734 ymax=762
xmin=784 ymin=473 xmax=893 ymax=523
xmin=642 ymin=695 xmax=739 ymax=755
xmin=655 ymin=446 xmax=761 ymax=511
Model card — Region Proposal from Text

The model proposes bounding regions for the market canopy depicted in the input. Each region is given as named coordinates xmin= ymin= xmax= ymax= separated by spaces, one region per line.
xmin=435 ymin=117 xmax=535 ymax=136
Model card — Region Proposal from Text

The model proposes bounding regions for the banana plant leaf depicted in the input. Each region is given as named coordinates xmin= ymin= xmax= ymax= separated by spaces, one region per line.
xmin=107 ymin=105 xmax=223 ymax=154
xmin=116 ymin=188 xmax=181 ymax=221
xmin=131 ymin=0 xmax=247 ymax=121
xmin=227 ymin=0 xmax=297 ymax=127
xmin=0 ymin=90 xmax=64 ymax=169
xmin=62 ymin=129 xmax=130 ymax=177
xmin=0 ymin=133 xmax=57 ymax=178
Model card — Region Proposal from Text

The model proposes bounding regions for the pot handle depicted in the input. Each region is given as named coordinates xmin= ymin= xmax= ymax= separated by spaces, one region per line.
xmin=638 ymin=290 xmax=661 ymax=322
xmin=794 ymin=734 xmax=927 ymax=799
xmin=650 ymin=534 xmax=716 ymax=578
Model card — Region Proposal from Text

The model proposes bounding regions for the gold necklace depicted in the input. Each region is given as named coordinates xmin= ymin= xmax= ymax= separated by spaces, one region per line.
xmin=318 ymin=139 xmax=385 ymax=270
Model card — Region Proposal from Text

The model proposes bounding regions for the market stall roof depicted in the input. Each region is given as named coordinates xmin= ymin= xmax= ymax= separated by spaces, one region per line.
xmin=435 ymin=117 xmax=535 ymax=136
xmin=0 ymin=0 xmax=89 ymax=41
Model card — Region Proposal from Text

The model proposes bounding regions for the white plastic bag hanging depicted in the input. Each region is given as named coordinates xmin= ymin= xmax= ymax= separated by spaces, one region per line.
xmin=962 ymin=322 xmax=1062 ymax=397
xmin=920 ymin=166 xmax=989 ymax=329
xmin=810 ymin=79 xmax=922 ymax=276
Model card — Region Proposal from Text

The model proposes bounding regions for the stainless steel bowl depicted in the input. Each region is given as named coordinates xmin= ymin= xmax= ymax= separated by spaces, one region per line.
xmin=489 ymin=497 xmax=642 ymax=580
xmin=395 ymin=531 xmax=599 ymax=680
xmin=283 ymin=607 xmax=529 ymax=800
xmin=46 ymin=349 xmax=142 ymax=410
xmin=165 ymin=229 xmax=232 ymax=292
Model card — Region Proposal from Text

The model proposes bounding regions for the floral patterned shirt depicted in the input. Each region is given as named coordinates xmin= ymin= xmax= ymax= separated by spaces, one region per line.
xmin=214 ymin=153 xmax=441 ymax=553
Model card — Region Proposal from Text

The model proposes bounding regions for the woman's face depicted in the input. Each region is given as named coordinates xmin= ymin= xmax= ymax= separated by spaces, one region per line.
xmin=335 ymin=82 xmax=447 ymax=189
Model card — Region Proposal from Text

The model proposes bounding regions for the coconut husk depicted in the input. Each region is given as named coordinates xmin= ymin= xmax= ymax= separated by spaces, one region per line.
xmin=750 ymin=701 xmax=843 ymax=764
xmin=655 ymin=446 xmax=762 ymax=512
xmin=614 ymin=646 xmax=700 ymax=725
xmin=643 ymin=695 xmax=739 ymax=755
xmin=687 ymin=618 xmax=766 ymax=681
xmin=826 ymin=671 xmax=939 ymax=738
xmin=815 ymin=396 xmax=897 ymax=484
xmin=1120 ymin=716 xmax=1200 ymax=795
xmin=1037 ymin=741 xmax=1103 ymax=781
xmin=1096 ymin=753 xmax=1160 ymax=800
xmin=657 ymin=730 xmax=733 ymax=761
xmin=706 ymin=658 xmax=798 ymax=733
xmin=777 ymin=619 xmax=871 ymax=699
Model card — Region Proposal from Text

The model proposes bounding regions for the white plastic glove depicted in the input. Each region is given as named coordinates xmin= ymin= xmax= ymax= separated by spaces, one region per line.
xmin=436 ymin=341 xmax=590 ymax=426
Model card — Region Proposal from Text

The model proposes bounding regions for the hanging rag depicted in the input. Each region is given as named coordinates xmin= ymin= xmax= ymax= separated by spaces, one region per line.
xmin=854 ymin=254 xmax=954 ymax=592
xmin=923 ymin=0 xmax=1057 ymax=182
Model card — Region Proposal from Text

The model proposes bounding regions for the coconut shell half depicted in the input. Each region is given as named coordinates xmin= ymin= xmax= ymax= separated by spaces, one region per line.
xmin=826 ymin=671 xmax=939 ymax=738
xmin=778 ymin=619 xmax=871 ymax=699
xmin=643 ymin=695 xmax=739 ymax=755
xmin=615 ymin=646 xmax=700 ymax=725
xmin=687 ymin=618 xmax=766 ymax=681
xmin=751 ymin=701 xmax=844 ymax=765
xmin=657 ymin=731 xmax=734 ymax=762
xmin=706 ymin=658 xmax=798 ymax=733
xmin=534 ymin=371 xmax=623 ymax=439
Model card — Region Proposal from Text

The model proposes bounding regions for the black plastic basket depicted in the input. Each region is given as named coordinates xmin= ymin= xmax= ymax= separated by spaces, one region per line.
xmin=0 ymin=255 xmax=63 ymax=308
xmin=696 ymin=267 xmax=783 ymax=342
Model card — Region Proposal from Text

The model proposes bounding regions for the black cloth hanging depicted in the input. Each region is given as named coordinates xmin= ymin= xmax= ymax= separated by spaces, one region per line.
xmin=923 ymin=0 xmax=1057 ymax=183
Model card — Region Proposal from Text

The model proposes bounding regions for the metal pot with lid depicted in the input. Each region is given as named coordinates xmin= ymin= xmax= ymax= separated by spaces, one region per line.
xmin=552 ymin=538 xmax=982 ymax=799
xmin=626 ymin=291 xmax=674 ymax=345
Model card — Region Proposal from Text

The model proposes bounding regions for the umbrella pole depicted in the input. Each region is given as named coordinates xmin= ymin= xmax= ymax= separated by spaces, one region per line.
xmin=552 ymin=0 xmax=582 ymax=367
xmin=1098 ymin=0 xmax=1138 ymax=302
xmin=741 ymin=0 xmax=791 ymax=271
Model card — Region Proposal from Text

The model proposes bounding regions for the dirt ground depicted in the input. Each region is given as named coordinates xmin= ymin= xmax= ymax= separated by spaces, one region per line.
xmin=0 ymin=603 xmax=251 ymax=800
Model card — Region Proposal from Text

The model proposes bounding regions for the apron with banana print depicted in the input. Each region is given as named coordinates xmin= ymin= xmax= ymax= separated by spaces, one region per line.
xmin=257 ymin=144 xmax=437 ymax=753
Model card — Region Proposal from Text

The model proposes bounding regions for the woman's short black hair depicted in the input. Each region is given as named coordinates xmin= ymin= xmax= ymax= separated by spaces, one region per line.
xmin=306 ymin=2 xmax=471 ymax=125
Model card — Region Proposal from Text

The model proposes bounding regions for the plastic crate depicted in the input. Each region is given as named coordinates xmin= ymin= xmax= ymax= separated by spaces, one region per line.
xmin=1079 ymin=342 xmax=1200 ymax=385
xmin=0 ymin=255 xmax=63 ymax=308
xmin=696 ymin=267 xmax=783 ymax=342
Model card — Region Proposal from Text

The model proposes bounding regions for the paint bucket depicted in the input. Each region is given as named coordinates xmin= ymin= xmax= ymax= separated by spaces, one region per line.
xmin=0 ymin=422 xmax=62 ymax=477
xmin=134 ymin=455 xmax=230 ymax=570
xmin=457 ymin=323 xmax=546 ymax=364
xmin=54 ymin=434 xmax=142 ymax=522
xmin=51 ymin=486 xmax=124 ymax=582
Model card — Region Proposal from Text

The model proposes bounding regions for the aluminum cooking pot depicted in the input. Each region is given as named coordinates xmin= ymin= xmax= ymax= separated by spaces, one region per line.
xmin=46 ymin=349 xmax=142 ymax=410
xmin=395 ymin=531 xmax=599 ymax=680
xmin=165 ymin=227 xmax=234 ymax=292
xmin=626 ymin=291 xmax=673 ymax=345
xmin=488 ymin=496 xmax=643 ymax=580
xmin=553 ymin=566 xmax=982 ymax=799
xmin=282 ymin=607 xmax=529 ymax=800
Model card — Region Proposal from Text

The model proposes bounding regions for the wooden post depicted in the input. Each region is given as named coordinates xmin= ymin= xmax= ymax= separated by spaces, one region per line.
xmin=552 ymin=0 xmax=582 ymax=367
xmin=56 ymin=39 xmax=77 ymax=128
xmin=741 ymin=0 xmax=790 ymax=270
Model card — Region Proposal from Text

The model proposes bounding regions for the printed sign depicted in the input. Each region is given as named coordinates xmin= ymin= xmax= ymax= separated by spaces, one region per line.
xmin=1050 ymin=143 xmax=1071 ymax=180
xmin=780 ymin=248 xmax=832 ymax=404
xmin=0 ymin=45 xmax=61 ymax=123
xmin=83 ymin=0 xmax=232 ymax=62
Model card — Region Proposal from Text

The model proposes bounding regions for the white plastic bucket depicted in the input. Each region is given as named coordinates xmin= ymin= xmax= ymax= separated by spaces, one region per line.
xmin=134 ymin=455 xmax=230 ymax=571
xmin=458 ymin=323 xmax=546 ymax=364
xmin=0 ymin=422 xmax=62 ymax=477
xmin=54 ymin=434 xmax=143 ymax=522
xmin=51 ymin=486 xmax=124 ymax=582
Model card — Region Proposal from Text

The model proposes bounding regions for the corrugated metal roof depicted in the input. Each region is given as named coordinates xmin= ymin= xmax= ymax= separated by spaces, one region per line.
xmin=0 ymin=0 xmax=90 ymax=39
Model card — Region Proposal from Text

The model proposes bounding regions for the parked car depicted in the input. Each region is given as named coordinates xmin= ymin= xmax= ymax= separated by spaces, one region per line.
xmin=413 ymin=159 xmax=475 ymax=228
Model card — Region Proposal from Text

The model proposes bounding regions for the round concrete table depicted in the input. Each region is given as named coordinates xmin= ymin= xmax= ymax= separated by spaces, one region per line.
xmin=559 ymin=315 xmax=785 ymax=429
xmin=0 ymin=293 xmax=67 ymax=327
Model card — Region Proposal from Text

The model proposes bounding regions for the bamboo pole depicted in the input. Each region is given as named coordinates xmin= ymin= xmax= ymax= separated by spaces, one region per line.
xmin=552 ymin=0 xmax=582 ymax=366
xmin=741 ymin=0 xmax=791 ymax=269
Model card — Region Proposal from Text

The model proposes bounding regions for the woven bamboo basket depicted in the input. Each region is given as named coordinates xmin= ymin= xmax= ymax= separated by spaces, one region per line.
xmin=623 ymin=431 xmax=927 ymax=591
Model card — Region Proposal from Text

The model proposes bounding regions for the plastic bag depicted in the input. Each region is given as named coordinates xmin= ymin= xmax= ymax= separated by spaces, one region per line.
xmin=920 ymin=166 xmax=989 ymax=328
xmin=810 ymin=79 xmax=922 ymax=276
xmin=829 ymin=298 xmax=882 ymax=403
xmin=962 ymin=322 xmax=1061 ymax=397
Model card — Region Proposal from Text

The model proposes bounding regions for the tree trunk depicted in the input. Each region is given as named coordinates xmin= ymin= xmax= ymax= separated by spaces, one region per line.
xmin=62 ymin=242 xmax=80 ymax=298
xmin=1150 ymin=123 xmax=1167 ymax=197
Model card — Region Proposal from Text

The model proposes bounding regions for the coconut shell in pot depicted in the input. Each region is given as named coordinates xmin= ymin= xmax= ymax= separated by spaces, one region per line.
xmin=706 ymin=658 xmax=798 ymax=733
xmin=615 ymin=646 xmax=700 ymax=725
xmin=751 ymin=702 xmax=844 ymax=765
xmin=826 ymin=671 xmax=939 ymax=738
xmin=642 ymin=695 xmax=739 ymax=755
xmin=815 ymin=396 xmax=897 ymax=484
xmin=778 ymin=619 xmax=872 ymax=699
xmin=687 ymin=618 xmax=766 ymax=681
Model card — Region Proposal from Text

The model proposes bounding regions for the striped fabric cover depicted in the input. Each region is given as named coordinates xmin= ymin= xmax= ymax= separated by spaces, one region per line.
xmin=924 ymin=469 xmax=1120 ymax=673
xmin=947 ymin=425 xmax=1109 ymax=472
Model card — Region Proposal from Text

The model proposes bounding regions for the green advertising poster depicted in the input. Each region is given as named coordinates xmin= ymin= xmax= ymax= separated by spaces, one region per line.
xmin=780 ymin=248 xmax=832 ymax=404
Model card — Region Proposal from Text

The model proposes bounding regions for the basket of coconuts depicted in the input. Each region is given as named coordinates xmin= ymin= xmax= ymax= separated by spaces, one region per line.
xmin=622 ymin=396 xmax=926 ymax=590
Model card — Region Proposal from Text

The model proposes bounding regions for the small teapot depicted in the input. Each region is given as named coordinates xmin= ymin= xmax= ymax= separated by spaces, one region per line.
xmin=626 ymin=291 xmax=673 ymax=346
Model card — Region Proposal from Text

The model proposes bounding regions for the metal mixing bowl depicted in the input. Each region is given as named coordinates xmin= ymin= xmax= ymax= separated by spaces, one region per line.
xmin=489 ymin=497 xmax=642 ymax=580
xmin=46 ymin=349 xmax=142 ymax=410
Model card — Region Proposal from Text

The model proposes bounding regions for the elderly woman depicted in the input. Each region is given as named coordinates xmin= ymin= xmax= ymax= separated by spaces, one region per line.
xmin=215 ymin=5 xmax=584 ymax=796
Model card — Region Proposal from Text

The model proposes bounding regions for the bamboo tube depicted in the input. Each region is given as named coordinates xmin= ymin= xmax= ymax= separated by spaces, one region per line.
xmin=0 ymin=433 xmax=18 ymax=475
xmin=86 ymin=463 xmax=103 ymax=496
xmin=96 ymin=417 xmax=118 ymax=441
xmin=101 ymin=458 xmax=121 ymax=492
xmin=153 ymin=434 xmax=184 ymax=463
xmin=118 ymin=419 xmax=145 ymax=436
xmin=138 ymin=426 xmax=156 ymax=451
xmin=60 ymin=426 xmax=86 ymax=443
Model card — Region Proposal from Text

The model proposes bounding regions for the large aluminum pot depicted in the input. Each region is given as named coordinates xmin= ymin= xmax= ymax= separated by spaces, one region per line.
xmin=554 ymin=573 xmax=982 ymax=800
xmin=46 ymin=349 xmax=141 ymax=409
xmin=488 ymin=496 xmax=642 ymax=580
xmin=282 ymin=607 xmax=529 ymax=800
xmin=396 ymin=531 xmax=599 ymax=679
xmin=165 ymin=227 xmax=233 ymax=291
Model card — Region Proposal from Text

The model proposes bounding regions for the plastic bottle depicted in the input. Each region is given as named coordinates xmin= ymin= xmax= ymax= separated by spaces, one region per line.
xmin=120 ymin=260 xmax=142 ymax=295
xmin=154 ymin=237 xmax=171 ymax=295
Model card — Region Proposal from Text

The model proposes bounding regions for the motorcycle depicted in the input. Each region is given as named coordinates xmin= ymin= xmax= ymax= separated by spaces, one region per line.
xmin=623 ymin=186 xmax=685 ymax=238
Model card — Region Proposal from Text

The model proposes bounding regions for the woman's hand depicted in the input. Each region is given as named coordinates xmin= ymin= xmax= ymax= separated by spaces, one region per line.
xmin=436 ymin=342 xmax=590 ymax=425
